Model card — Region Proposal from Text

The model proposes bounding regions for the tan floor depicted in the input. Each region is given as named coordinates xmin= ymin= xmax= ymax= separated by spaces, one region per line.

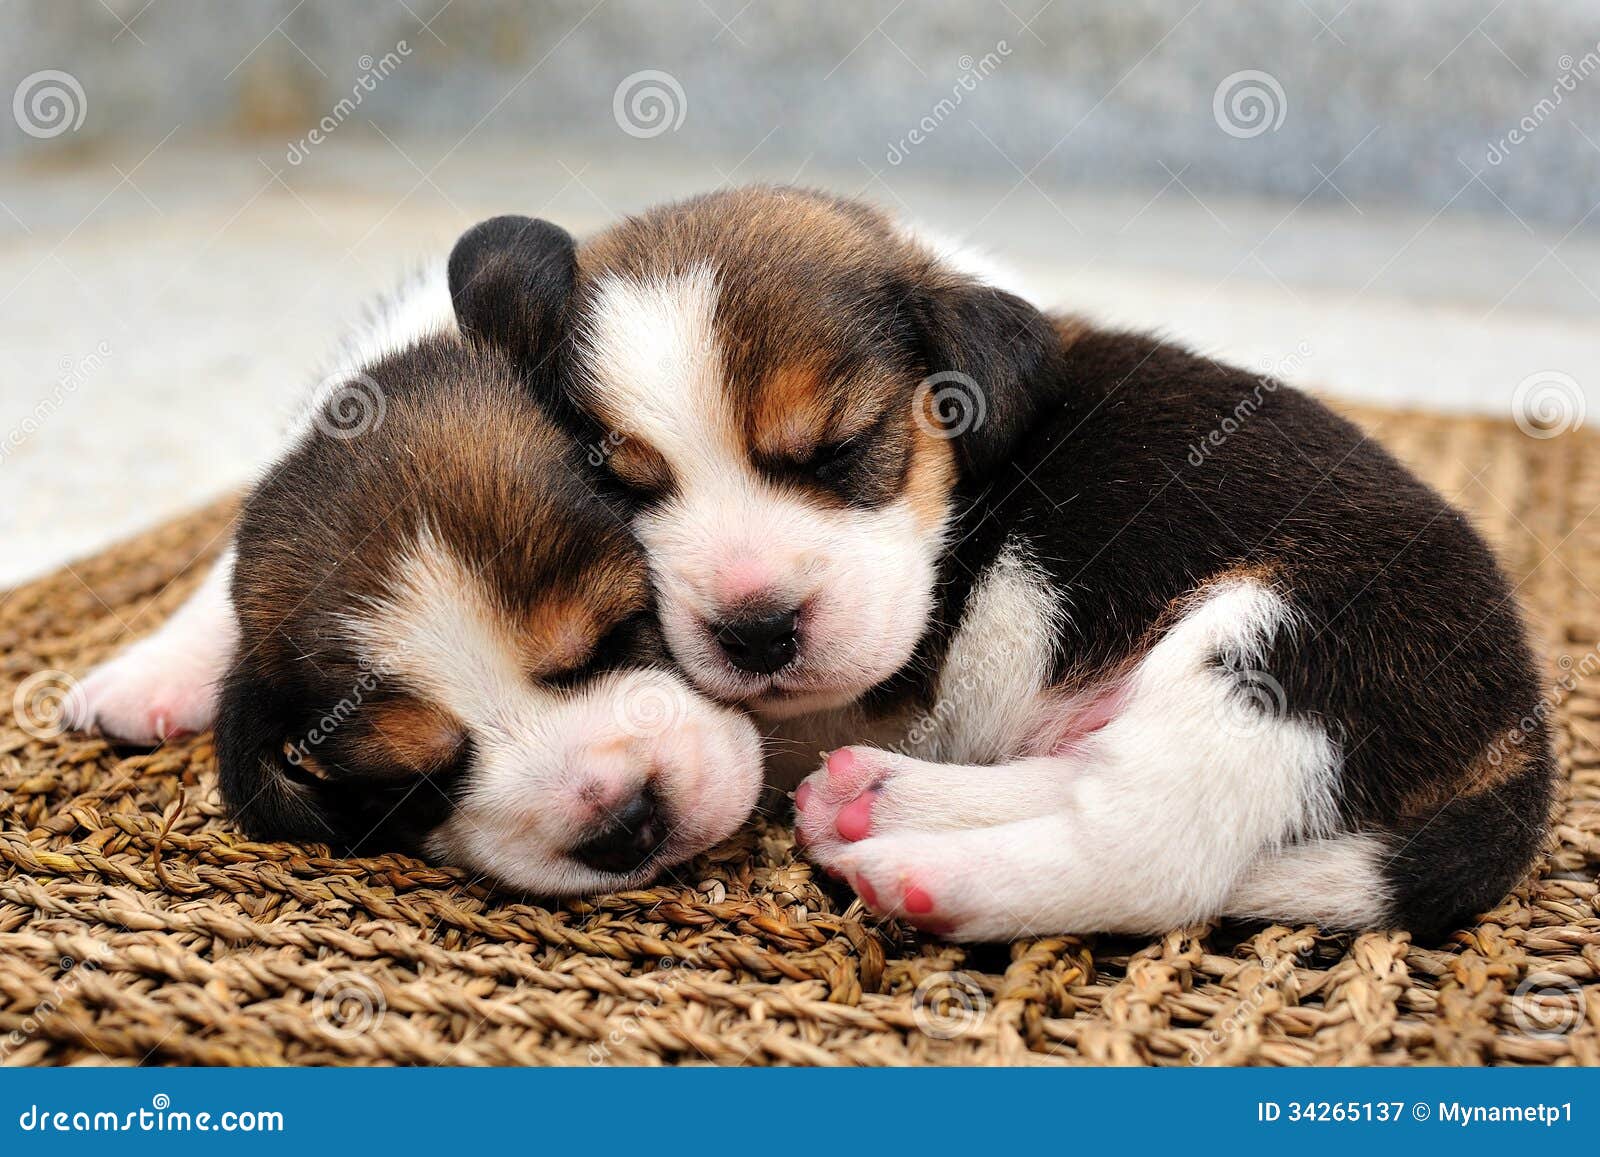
xmin=1 ymin=403 xmax=1595 ymax=1065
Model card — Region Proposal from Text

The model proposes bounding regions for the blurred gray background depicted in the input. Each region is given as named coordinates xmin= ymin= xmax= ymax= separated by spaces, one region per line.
xmin=2 ymin=0 xmax=1598 ymax=583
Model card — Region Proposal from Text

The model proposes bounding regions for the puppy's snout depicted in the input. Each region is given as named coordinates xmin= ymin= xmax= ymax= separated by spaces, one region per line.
xmin=571 ymin=785 xmax=666 ymax=874
xmin=712 ymin=607 xmax=799 ymax=674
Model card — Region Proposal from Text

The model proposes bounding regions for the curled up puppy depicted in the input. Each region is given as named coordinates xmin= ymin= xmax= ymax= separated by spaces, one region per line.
xmin=66 ymin=220 xmax=761 ymax=894
xmin=480 ymin=187 xmax=1554 ymax=941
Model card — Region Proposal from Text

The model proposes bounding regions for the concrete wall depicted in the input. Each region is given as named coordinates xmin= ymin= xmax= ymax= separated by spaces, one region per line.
xmin=5 ymin=0 xmax=1599 ymax=229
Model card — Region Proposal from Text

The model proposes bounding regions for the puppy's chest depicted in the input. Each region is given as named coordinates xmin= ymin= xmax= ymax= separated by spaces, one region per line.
xmin=764 ymin=539 xmax=1068 ymax=783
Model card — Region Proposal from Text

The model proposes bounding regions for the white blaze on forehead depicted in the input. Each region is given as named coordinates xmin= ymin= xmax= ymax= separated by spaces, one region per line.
xmin=581 ymin=266 xmax=739 ymax=482
xmin=341 ymin=525 xmax=537 ymax=730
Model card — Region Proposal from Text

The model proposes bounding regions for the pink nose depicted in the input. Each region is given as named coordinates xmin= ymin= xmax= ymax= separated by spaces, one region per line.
xmin=717 ymin=559 xmax=776 ymax=605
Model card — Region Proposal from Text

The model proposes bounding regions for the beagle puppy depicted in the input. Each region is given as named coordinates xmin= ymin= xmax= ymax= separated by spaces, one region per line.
xmin=67 ymin=219 xmax=761 ymax=894
xmin=471 ymin=187 xmax=1553 ymax=940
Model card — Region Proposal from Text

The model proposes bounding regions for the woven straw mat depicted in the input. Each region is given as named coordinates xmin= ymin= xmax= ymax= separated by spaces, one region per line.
xmin=2 ymin=403 xmax=1597 ymax=1066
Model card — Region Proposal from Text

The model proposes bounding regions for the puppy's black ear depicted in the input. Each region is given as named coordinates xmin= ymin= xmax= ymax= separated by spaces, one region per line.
xmin=448 ymin=215 xmax=577 ymax=371
xmin=215 ymin=665 xmax=338 ymax=844
xmin=912 ymin=279 xmax=1060 ymax=480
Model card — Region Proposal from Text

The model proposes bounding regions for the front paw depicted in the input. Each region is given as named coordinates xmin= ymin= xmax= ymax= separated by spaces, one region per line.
xmin=793 ymin=746 xmax=896 ymax=849
xmin=65 ymin=646 xmax=220 ymax=744
xmin=793 ymin=746 xmax=965 ymax=935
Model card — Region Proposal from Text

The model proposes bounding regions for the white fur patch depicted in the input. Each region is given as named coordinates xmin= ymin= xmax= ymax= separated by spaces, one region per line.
xmin=578 ymin=267 xmax=947 ymax=719
xmin=341 ymin=523 xmax=532 ymax=731
xmin=908 ymin=539 xmax=1062 ymax=764
xmin=1224 ymin=834 xmax=1389 ymax=927
xmin=581 ymin=266 xmax=734 ymax=478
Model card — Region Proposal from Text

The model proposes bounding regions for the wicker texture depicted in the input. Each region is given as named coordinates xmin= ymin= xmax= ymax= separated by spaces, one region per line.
xmin=2 ymin=404 xmax=1597 ymax=1066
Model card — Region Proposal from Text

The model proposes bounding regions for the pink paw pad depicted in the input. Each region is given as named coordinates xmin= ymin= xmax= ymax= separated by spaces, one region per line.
xmin=901 ymin=884 xmax=936 ymax=915
xmin=834 ymin=788 xmax=877 ymax=842
xmin=793 ymin=781 xmax=813 ymax=812
xmin=825 ymin=747 xmax=855 ymax=781
xmin=852 ymin=874 xmax=882 ymax=911
xmin=900 ymin=883 xmax=954 ymax=934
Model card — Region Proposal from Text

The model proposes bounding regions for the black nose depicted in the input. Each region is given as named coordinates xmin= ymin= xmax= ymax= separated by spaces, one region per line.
xmin=713 ymin=608 xmax=799 ymax=674
xmin=572 ymin=786 xmax=666 ymax=874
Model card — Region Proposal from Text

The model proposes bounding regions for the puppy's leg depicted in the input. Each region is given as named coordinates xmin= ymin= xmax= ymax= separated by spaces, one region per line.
xmin=66 ymin=548 xmax=239 ymax=743
xmin=799 ymin=579 xmax=1377 ymax=939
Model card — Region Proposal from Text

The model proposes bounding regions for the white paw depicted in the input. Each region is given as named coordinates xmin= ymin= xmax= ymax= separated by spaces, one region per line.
xmin=791 ymin=747 xmax=999 ymax=938
xmin=66 ymin=637 xmax=224 ymax=745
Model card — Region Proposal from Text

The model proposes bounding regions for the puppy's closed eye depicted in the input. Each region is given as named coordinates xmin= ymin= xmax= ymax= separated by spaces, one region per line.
xmin=805 ymin=438 xmax=870 ymax=485
xmin=546 ymin=609 xmax=658 ymax=687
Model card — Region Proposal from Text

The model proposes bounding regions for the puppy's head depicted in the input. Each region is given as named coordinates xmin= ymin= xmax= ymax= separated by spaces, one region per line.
xmin=469 ymin=190 xmax=1056 ymax=719
xmin=217 ymin=224 xmax=761 ymax=894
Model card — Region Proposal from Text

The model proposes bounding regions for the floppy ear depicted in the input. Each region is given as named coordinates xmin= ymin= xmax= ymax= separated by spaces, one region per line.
xmin=448 ymin=215 xmax=578 ymax=372
xmin=912 ymin=278 xmax=1060 ymax=480
xmin=215 ymin=664 xmax=339 ymax=843
xmin=215 ymin=663 xmax=457 ymax=852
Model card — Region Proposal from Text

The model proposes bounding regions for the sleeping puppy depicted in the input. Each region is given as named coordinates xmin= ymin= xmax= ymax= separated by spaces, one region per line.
xmin=472 ymin=187 xmax=1554 ymax=940
xmin=66 ymin=219 xmax=761 ymax=894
